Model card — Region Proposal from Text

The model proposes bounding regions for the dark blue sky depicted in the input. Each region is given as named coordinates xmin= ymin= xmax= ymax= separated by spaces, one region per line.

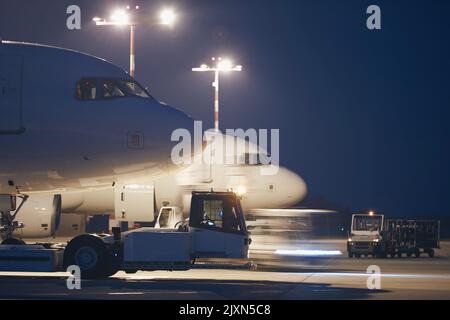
xmin=1 ymin=0 xmax=449 ymax=217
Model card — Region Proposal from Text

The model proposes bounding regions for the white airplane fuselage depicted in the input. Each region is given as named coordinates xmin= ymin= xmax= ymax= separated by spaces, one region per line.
xmin=0 ymin=42 xmax=193 ymax=194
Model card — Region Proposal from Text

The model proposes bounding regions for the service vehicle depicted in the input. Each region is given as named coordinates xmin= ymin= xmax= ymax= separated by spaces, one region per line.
xmin=0 ymin=191 xmax=252 ymax=278
xmin=347 ymin=212 xmax=440 ymax=258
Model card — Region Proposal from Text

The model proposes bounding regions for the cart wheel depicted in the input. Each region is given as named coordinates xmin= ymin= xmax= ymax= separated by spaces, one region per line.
xmin=428 ymin=249 xmax=435 ymax=258
xmin=1 ymin=238 xmax=26 ymax=245
xmin=125 ymin=269 xmax=138 ymax=274
xmin=415 ymin=249 xmax=420 ymax=258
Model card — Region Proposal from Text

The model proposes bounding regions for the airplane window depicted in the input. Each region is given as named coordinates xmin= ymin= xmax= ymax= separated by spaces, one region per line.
xmin=76 ymin=78 xmax=152 ymax=101
xmin=240 ymin=152 xmax=272 ymax=166
xmin=240 ymin=153 xmax=263 ymax=166
xmin=76 ymin=79 xmax=97 ymax=100
xmin=121 ymin=81 xmax=150 ymax=98
xmin=101 ymin=79 xmax=126 ymax=98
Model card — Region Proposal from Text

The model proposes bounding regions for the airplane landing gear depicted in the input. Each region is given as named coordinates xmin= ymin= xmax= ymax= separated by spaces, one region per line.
xmin=0 ymin=194 xmax=28 ymax=243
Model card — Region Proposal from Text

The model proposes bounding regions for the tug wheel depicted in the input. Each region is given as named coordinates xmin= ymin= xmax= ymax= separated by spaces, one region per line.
xmin=1 ymin=238 xmax=26 ymax=245
xmin=63 ymin=234 xmax=113 ymax=279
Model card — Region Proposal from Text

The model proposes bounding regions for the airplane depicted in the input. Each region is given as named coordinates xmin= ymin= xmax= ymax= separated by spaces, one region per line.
xmin=19 ymin=131 xmax=307 ymax=237
xmin=0 ymin=41 xmax=194 ymax=242
xmin=0 ymin=42 xmax=306 ymax=238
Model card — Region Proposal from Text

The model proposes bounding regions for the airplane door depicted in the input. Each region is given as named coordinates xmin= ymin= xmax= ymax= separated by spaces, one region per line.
xmin=114 ymin=184 xmax=155 ymax=223
xmin=0 ymin=55 xmax=23 ymax=134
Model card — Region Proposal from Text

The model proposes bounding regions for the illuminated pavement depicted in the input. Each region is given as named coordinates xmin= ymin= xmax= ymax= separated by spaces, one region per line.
xmin=0 ymin=240 xmax=449 ymax=299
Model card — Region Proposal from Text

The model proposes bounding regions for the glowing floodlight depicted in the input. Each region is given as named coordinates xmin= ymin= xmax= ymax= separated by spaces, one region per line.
xmin=160 ymin=9 xmax=176 ymax=26
xmin=111 ymin=9 xmax=129 ymax=25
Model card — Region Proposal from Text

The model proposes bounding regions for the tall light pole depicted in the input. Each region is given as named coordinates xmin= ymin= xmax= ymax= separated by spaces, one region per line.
xmin=192 ymin=57 xmax=242 ymax=132
xmin=129 ymin=24 xmax=136 ymax=77
xmin=93 ymin=6 xmax=176 ymax=78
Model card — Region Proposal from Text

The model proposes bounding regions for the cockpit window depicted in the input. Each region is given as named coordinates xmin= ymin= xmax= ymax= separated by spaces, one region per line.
xmin=76 ymin=78 xmax=97 ymax=100
xmin=76 ymin=78 xmax=151 ymax=100
xmin=101 ymin=79 xmax=126 ymax=98
xmin=239 ymin=153 xmax=269 ymax=166
xmin=121 ymin=81 xmax=150 ymax=98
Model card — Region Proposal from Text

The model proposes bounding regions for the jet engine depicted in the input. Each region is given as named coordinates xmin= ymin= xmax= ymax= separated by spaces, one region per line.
xmin=12 ymin=194 xmax=61 ymax=238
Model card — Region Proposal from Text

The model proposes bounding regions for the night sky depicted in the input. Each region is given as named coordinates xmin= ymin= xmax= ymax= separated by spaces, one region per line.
xmin=1 ymin=0 xmax=449 ymax=218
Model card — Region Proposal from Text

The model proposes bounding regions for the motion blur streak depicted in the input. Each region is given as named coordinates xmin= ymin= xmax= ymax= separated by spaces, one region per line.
xmin=299 ymin=273 xmax=450 ymax=279
xmin=275 ymin=249 xmax=342 ymax=257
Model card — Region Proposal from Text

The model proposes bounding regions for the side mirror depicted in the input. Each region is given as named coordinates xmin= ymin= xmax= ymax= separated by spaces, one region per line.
xmin=0 ymin=195 xmax=16 ymax=212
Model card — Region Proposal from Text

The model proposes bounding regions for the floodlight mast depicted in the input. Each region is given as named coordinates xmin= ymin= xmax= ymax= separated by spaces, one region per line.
xmin=192 ymin=57 xmax=242 ymax=132
xmin=93 ymin=7 xmax=176 ymax=77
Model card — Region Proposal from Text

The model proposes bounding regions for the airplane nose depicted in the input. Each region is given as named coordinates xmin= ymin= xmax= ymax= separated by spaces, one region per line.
xmin=155 ymin=103 xmax=195 ymax=164
xmin=161 ymin=104 xmax=194 ymax=134
xmin=152 ymin=103 xmax=194 ymax=147
xmin=281 ymin=168 xmax=307 ymax=206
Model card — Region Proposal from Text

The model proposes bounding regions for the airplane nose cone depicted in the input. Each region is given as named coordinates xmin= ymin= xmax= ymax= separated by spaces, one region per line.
xmin=280 ymin=168 xmax=307 ymax=206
